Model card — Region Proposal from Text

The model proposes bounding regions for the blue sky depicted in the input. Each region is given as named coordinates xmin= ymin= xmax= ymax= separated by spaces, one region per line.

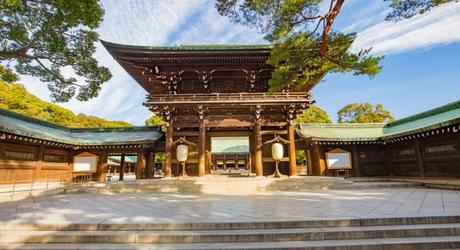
xmin=19 ymin=0 xmax=460 ymax=125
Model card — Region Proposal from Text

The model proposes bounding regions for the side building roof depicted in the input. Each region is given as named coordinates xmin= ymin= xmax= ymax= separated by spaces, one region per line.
xmin=0 ymin=109 xmax=162 ymax=146
xmin=297 ymin=100 xmax=460 ymax=142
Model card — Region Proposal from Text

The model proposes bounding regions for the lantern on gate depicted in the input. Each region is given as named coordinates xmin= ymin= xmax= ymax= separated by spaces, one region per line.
xmin=176 ymin=144 xmax=189 ymax=163
xmin=271 ymin=142 xmax=284 ymax=161
xmin=271 ymin=142 xmax=285 ymax=178
xmin=176 ymin=144 xmax=189 ymax=177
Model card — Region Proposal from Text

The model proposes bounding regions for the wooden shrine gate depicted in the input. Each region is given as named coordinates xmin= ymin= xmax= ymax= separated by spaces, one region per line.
xmin=103 ymin=41 xmax=314 ymax=177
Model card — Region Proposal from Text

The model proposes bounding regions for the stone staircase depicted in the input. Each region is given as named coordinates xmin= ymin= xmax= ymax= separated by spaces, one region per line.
xmin=1 ymin=216 xmax=460 ymax=249
xmin=63 ymin=176 xmax=352 ymax=195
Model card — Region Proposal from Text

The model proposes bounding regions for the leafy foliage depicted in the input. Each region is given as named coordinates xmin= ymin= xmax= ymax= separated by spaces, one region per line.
xmin=385 ymin=0 xmax=455 ymax=21
xmin=295 ymin=105 xmax=332 ymax=123
xmin=337 ymin=102 xmax=394 ymax=123
xmin=0 ymin=0 xmax=111 ymax=102
xmin=0 ymin=80 xmax=132 ymax=128
xmin=145 ymin=115 xmax=166 ymax=132
xmin=145 ymin=116 xmax=166 ymax=163
xmin=0 ymin=65 xmax=18 ymax=82
xmin=295 ymin=105 xmax=331 ymax=163
xmin=216 ymin=0 xmax=383 ymax=92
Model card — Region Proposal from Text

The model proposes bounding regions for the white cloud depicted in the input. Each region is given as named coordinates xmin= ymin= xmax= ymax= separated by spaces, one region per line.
xmin=16 ymin=1 xmax=460 ymax=125
xmin=171 ymin=1 xmax=264 ymax=45
xmin=19 ymin=0 xmax=207 ymax=125
xmin=351 ymin=1 xmax=460 ymax=55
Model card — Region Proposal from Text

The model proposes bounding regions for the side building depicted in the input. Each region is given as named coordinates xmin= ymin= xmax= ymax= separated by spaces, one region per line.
xmin=0 ymin=109 xmax=163 ymax=183
xmin=298 ymin=100 xmax=460 ymax=178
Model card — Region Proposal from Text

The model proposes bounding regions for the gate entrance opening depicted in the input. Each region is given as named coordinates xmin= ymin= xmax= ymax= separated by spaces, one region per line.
xmin=211 ymin=137 xmax=250 ymax=175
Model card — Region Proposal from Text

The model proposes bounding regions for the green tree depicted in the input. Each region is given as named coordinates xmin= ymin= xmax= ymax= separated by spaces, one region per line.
xmin=145 ymin=115 xmax=166 ymax=164
xmin=216 ymin=0 xmax=383 ymax=92
xmin=0 ymin=80 xmax=131 ymax=128
xmin=337 ymin=103 xmax=394 ymax=123
xmin=145 ymin=115 xmax=166 ymax=132
xmin=385 ymin=0 xmax=455 ymax=21
xmin=295 ymin=105 xmax=331 ymax=163
xmin=0 ymin=0 xmax=111 ymax=102
xmin=295 ymin=105 xmax=332 ymax=123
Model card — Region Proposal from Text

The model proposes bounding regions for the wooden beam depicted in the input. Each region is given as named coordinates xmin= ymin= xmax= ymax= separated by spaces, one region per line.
xmin=119 ymin=154 xmax=125 ymax=181
xmin=144 ymin=151 xmax=154 ymax=179
xmin=254 ymin=120 xmax=263 ymax=177
xmin=198 ymin=119 xmax=206 ymax=177
xmin=164 ymin=124 xmax=173 ymax=178
xmin=415 ymin=139 xmax=426 ymax=177
xmin=97 ymin=150 xmax=108 ymax=182
xmin=288 ymin=123 xmax=297 ymax=176
xmin=260 ymin=130 xmax=288 ymax=135
xmin=136 ymin=149 xmax=146 ymax=180
xmin=352 ymin=144 xmax=361 ymax=177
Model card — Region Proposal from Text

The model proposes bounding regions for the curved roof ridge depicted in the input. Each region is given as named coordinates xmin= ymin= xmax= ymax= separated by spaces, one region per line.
xmin=0 ymin=108 xmax=70 ymax=131
xmin=298 ymin=122 xmax=386 ymax=128
xmin=386 ymin=99 xmax=460 ymax=128
xmin=100 ymin=39 xmax=272 ymax=52
xmin=0 ymin=108 xmax=163 ymax=146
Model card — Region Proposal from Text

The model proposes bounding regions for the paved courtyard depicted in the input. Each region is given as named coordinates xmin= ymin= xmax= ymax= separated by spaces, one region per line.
xmin=1 ymin=187 xmax=460 ymax=225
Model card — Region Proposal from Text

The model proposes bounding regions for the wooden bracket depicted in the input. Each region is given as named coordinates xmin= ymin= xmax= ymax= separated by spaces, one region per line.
xmin=263 ymin=135 xmax=290 ymax=145
xmin=173 ymin=137 xmax=197 ymax=146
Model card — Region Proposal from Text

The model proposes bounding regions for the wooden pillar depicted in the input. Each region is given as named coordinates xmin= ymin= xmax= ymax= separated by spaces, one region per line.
xmin=97 ymin=151 xmax=108 ymax=182
xmin=36 ymin=145 xmax=45 ymax=181
xmin=415 ymin=139 xmax=426 ymax=177
xmin=119 ymin=154 xmax=125 ymax=181
xmin=306 ymin=148 xmax=313 ymax=175
xmin=67 ymin=150 xmax=73 ymax=182
xmin=144 ymin=151 xmax=155 ymax=178
xmin=136 ymin=150 xmax=146 ymax=180
xmin=254 ymin=120 xmax=263 ymax=176
xmin=352 ymin=144 xmax=361 ymax=177
xmin=164 ymin=124 xmax=173 ymax=178
xmin=288 ymin=122 xmax=297 ymax=176
xmin=198 ymin=118 xmax=206 ymax=177
xmin=385 ymin=147 xmax=393 ymax=176
xmin=313 ymin=146 xmax=327 ymax=176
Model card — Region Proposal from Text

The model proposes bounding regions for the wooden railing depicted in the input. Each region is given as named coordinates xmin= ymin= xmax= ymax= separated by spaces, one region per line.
xmin=0 ymin=171 xmax=70 ymax=201
xmin=146 ymin=92 xmax=312 ymax=103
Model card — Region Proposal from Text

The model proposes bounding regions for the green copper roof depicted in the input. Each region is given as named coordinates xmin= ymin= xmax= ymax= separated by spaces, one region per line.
xmin=297 ymin=100 xmax=460 ymax=141
xmin=383 ymin=100 xmax=460 ymax=137
xmin=0 ymin=109 xmax=162 ymax=146
xmin=297 ymin=123 xmax=385 ymax=141
xmin=100 ymin=40 xmax=271 ymax=52
xmin=108 ymin=156 xmax=137 ymax=165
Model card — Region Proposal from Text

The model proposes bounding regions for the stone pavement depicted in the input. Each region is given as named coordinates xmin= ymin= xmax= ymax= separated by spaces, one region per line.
xmin=1 ymin=187 xmax=460 ymax=225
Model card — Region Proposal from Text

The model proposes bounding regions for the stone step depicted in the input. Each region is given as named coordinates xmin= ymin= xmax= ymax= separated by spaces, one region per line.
xmin=3 ymin=216 xmax=460 ymax=231
xmin=331 ymin=181 xmax=422 ymax=189
xmin=1 ymin=236 xmax=460 ymax=249
xmin=349 ymin=181 xmax=422 ymax=188
xmin=64 ymin=177 xmax=351 ymax=194
xmin=1 ymin=223 xmax=460 ymax=244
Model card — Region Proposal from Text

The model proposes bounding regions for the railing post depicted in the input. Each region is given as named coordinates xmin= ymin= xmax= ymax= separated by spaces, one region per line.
xmin=29 ymin=179 xmax=35 ymax=196
xmin=46 ymin=171 xmax=49 ymax=191
xmin=11 ymin=175 xmax=16 ymax=200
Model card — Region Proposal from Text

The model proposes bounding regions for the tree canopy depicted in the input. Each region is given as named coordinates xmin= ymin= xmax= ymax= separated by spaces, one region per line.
xmin=0 ymin=79 xmax=132 ymax=128
xmin=216 ymin=0 xmax=383 ymax=92
xmin=0 ymin=0 xmax=111 ymax=102
xmin=295 ymin=105 xmax=332 ymax=123
xmin=385 ymin=0 xmax=455 ymax=21
xmin=216 ymin=0 xmax=454 ymax=92
xmin=337 ymin=102 xmax=394 ymax=123
xmin=145 ymin=115 xmax=167 ymax=132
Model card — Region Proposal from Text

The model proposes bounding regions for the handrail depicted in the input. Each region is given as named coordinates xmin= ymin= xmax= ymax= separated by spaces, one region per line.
xmin=1 ymin=171 xmax=72 ymax=201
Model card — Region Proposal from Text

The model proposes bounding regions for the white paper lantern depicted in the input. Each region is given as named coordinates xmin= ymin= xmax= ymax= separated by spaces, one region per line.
xmin=271 ymin=142 xmax=284 ymax=160
xmin=176 ymin=144 xmax=189 ymax=162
